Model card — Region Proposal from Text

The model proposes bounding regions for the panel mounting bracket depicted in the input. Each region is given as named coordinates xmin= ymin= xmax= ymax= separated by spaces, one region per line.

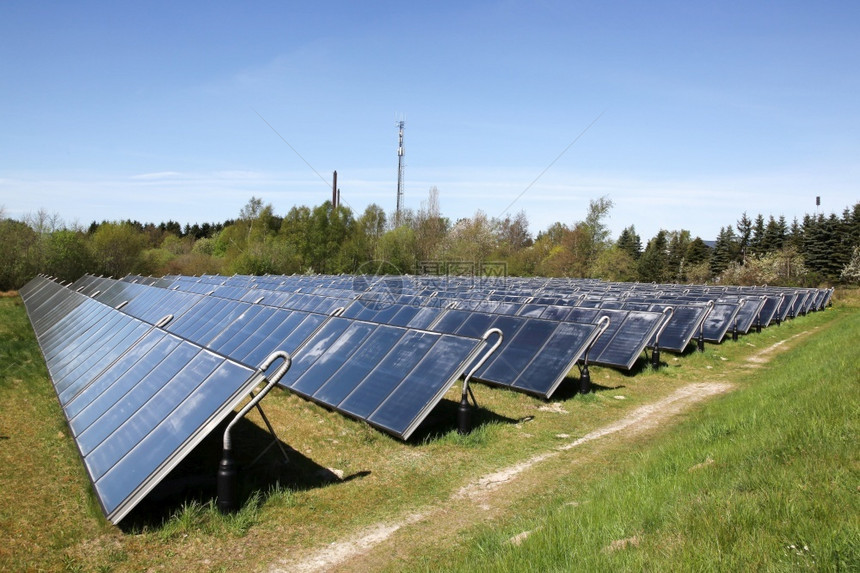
xmin=458 ymin=328 xmax=503 ymax=434
xmin=218 ymin=350 xmax=292 ymax=513
xmin=578 ymin=316 xmax=610 ymax=394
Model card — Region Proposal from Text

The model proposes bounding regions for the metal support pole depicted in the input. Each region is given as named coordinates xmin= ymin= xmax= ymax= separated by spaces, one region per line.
xmin=218 ymin=350 xmax=291 ymax=514
xmin=651 ymin=346 xmax=661 ymax=369
xmin=458 ymin=328 xmax=503 ymax=435
xmin=579 ymin=362 xmax=591 ymax=394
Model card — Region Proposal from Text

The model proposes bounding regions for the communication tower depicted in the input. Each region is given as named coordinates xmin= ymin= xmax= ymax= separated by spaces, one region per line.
xmin=395 ymin=119 xmax=405 ymax=227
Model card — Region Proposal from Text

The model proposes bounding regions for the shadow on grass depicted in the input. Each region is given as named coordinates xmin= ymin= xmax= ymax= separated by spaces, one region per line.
xmin=549 ymin=371 xmax=627 ymax=401
xmin=119 ymin=417 xmax=370 ymax=531
xmin=407 ymin=396 xmax=520 ymax=444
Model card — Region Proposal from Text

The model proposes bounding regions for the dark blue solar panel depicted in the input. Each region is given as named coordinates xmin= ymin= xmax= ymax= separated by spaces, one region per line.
xmin=646 ymin=304 xmax=707 ymax=352
xmin=592 ymin=310 xmax=665 ymax=370
xmin=368 ymin=334 xmax=481 ymax=436
xmin=758 ymin=295 xmax=781 ymax=327
xmin=94 ymin=359 xmax=253 ymax=519
xmin=338 ymin=330 xmax=438 ymax=420
xmin=510 ymin=321 xmax=596 ymax=395
xmin=731 ymin=297 xmax=766 ymax=334
xmin=207 ymin=305 xmax=276 ymax=356
xmin=429 ymin=310 xmax=600 ymax=397
xmin=21 ymin=277 xmax=261 ymax=524
xmin=702 ymin=302 xmax=740 ymax=342
xmin=240 ymin=312 xmax=326 ymax=367
xmin=64 ymin=330 xmax=166 ymax=420
xmin=477 ymin=318 xmax=557 ymax=381
xmin=312 ymin=327 xmax=406 ymax=405
xmin=290 ymin=321 xmax=376 ymax=396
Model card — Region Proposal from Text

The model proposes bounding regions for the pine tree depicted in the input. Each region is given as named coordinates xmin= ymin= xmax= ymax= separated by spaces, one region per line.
xmin=803 ymin=214 xmax=828 ymax=277
xmin=762 ymin=216 xmax=782 ymax=253
xmin=751 ymin=214 xmax=765 ymax=255
xmin=616 ymin=225 xmax=642 ymax=260
xmin=736 ymin=212 xmax=752 ymax=262
xmin=666 ymin=230 xmax=692 ymax=282
xmin=787 ymin=217 xmax=803 ymax=250
xmin=686 ymin=237 xmax=711 ymax=265
xmin=638 ymin=230 xmax=669 ymax=283
xmin=710 ymin=226 xmax=737 ymax=276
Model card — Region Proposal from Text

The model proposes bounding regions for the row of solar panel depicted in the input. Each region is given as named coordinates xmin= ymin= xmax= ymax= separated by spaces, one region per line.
xmin=20 ymin=277 xmax=260 ymax=525
xmin=21 ymin=273 xmax=828 ymax=525
xmin=21 ymin=276 xmax=502 ymax=523
xmin=126 ymin=273 xmax=829 ymax=347
xmin=82 ymin=274 xmax=671 ymax=371
xmin=167 ymin=277 xmax=756 ymax=348
xmin=70 ymin=274 xmax=611 ymax=393
xmin=132 ymin=272 xmax=830 ymax=317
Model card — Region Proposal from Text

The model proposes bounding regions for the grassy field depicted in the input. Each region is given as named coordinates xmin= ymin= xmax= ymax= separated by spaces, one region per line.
xmin=427 ymin=293 xmax=859 ymax=572
xmin=0 ymin=290 xmax=857 ymax=571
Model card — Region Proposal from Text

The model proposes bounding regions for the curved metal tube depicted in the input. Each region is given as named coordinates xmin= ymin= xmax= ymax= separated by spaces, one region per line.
xmin=223 ymin=350 xmax=291 ymax=452
xmin=651 ymin=306 xmax=675 ymax=348
xmin=462 ymin=328 xmax=504 ymax=400
xmin=700 ymin=300 xmax=715 ymax=336
xmin=583 ymin=315 xmax=611 ymax=366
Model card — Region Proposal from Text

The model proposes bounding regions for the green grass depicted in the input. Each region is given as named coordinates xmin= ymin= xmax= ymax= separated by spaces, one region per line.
xmin=429 ymin=299 xmax=860 ymax=572
xmin=0 ymin=292 xmax=857 ymax=571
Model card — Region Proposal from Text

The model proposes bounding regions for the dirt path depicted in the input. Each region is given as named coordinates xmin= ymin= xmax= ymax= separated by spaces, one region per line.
xmin=745 ymin=329 xmax=814 ymax=365
xmin=269 ymin=381 xmax=733 ymax=573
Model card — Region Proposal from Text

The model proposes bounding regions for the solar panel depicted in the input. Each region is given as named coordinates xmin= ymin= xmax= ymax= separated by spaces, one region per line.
xmin=757 ymin=295 xmax=782 ymax=327
xmin=563 ymin=308 xmax=666 ymax=370
xmin=701 ymin=302 xmax=740 ymax=342
xmin=275 ymin=316 xmax=489 ymax=438
xmin=729 ymin=296 xmax=767 ymax=334
xmin=645 ymin=304 xmax=709 ymax=353
xmin=21 ymin=276 xmax=263 ymax=524
xmin=427 ymin=309 xmax=602 ymax=397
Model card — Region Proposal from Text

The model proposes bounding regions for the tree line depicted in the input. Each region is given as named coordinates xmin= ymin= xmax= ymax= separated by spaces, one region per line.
xmin=1 ymin=191 xmax=858 ymax=292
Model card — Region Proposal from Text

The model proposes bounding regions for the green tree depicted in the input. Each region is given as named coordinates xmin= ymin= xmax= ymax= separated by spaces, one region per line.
xmin=710 ymin=226 xmax=738 ymax=276
xmin=840 ymin=246 xmax=860 ymax=284
xmin=685 ymin=237 xmax=711 ymax=266
xmin=616 ymin=225 xmax=642 ymax=260
xmin=0 ymin=217 xmax=40 ymax=290
xmin=89 ymin=222 xmax=146 ymax=277
xmin=761 ymin=216 xmax=786 ymax=253
xmin=413 ymin=188 xmax=447 ymax=263
xmin=43 ymin=228 xmax=93 ymax=283
xmin=377 ymin=225 xmax=417 ymax=274
xmin=750 ymin=214 xmax=765 ymax=255
xmin=736 ymin=212 xmax=752 ymax=262
xmin=666 ymin=230 xmax=692 ymax=282
xmin=443 ymin=211 xmax=496 ymax=264
xmin=591 ymin=246 xmax=637 ymax=282
xmin=638 ymin=230 xmax=669 ymax=283
xmin=582 ymin=195 xmax=614 ymax=270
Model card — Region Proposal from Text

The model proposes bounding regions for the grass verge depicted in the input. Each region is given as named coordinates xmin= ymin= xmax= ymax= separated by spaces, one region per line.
xmin=430 ymin=297 xmax=859 ymax=571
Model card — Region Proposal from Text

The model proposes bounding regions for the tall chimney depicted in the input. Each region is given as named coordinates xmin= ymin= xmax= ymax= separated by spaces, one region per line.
xmin=332 ymin=170 xmax=338 ymax=208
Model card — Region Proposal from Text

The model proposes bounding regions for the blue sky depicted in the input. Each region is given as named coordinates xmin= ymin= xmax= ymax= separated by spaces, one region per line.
xmin=2 ymin=1 xmax=858 ymax=242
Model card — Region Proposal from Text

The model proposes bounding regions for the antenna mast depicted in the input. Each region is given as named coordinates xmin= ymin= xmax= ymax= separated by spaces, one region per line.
xmin=395 ymin=118 xmax=405 ymax=227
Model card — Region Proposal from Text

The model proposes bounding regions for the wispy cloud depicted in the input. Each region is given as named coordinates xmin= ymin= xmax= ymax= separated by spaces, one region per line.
xmin=129 ymin=171 xmax=184 ymax=180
